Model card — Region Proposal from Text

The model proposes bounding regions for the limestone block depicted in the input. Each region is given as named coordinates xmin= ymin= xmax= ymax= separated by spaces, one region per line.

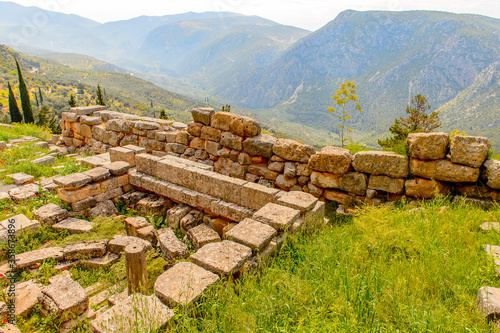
xmin=272 ymin=138 xmax=313 ymax=163
xmin=247 ymin=164 xmax=279 ymax=181
xmin=220 ymin=132 xmax=243 ymax=150
xmin=13 ymin=281 xmax=41 ymax=317
xmin=210 ymin=111 xmax=236 ymax=131
xmin=192 ymin=107 xmax=215 ymax=125
xmin=275 ymin=174 xmax=297 ymax=190
xmin=268 ymin=161 xmax=285 ymax=172
xmin=54 ymin=173 xmax=92 ymax=190
xmin=134 ymin=121 xmax=159 ymax=131
xmin=190 ymin=240 xmax=252 ymax=275
xmin=353 ymin=151 xmax=409 ymax=178
xmin=109 ymin=146 xmax=136 ymax=166
xmin=125 ymin=217 xmax=151 ymax=237
xmin=477 ymin=286 xmax=500 ymax=320
xmin=62 ymin=112 xmax=78 ymax=122
xmin=155 ymin=262 xmax=219 ymax=308
xmin=176 ymin=131 xmax=190 ymax=145
xmin=108 ymin=235 xmax=152 ymax=254
xmin=180 ymin=209 xmax=204 ymax=234
xmin=63 ymin=240 xmax=108 ymax=261
xmin=323 ymin=189 xmax=353 ymax=206
xmin=200 ymin=126 xmax=222 ymax=142
xmin=225 ymin=218 xmax=276 ymax=253
xmin=190 ymin=137 xmax=206 ymax=150
xmin=205 ymin=140 xmax=221 ymax=156
xmin=83 ymin=167 xmax=110 ymax=182
xmin=410 ymin=158 xmax=480 ymax=183
xmin=253 ymin=203 xmax=300 ymax=231
xmin=71 ymin=197 xmax=96 ymax=211
xmin=483 ymin=159 xmax=500 ymax=190
xmin=33 ymin=203 xmax=69 ymax=226
xmin=70 ymin=105 xmax=105 ymax=115
xmin=103 ymin=161 xmax=130 ymax=176
xmin=88 ymin=200 xmax=119 ymax=218
xmin=31 ymin=155 xmax=56 ymax=166
xmin=243 ymin=134 xmax=276 ymax=158
xmin=240 ymin=182 xmax=279 ymax=211
xmin=135 ymin=153 xmax=161 ymax=177
xmin=90 ymin=294 xmax=174 ymax=333
xmin=307 ymin=182 xmax=323 ymax=197
xmin=136 ymin=195 xmax=173 ymax=216
xmin=450 ymin=135 xmax=490 ymax=168
xmin=455 ymin=184 xmax=500 ymax=202
xmin=52 ymin=217 xmax=94 ymax=234
xmin=79 ymin=115 xmax=102 ymax=126
xmin=187 ymin=122 xmax=203 ymax=137
xmin=214 ymin=157 xmax=247 ymax=179
xmin=0 ymin=214 xmax=40 ymax=239
xmin=308 ymin=146 xmax=352 ymax=175
xmin=187 ymin=224 xmax=221 ymax=249
xmin=6 ymin=172 xmax=34 ymax=185
xmin=58 ymin=183 xmax=101 ymax=203
xmin=284 ymin=162 xmax=297 ymax=178
xmin=276 ymin=191 xmax=318 ymax=213
xmin=368 ymin=175 xmax=405 ymax=194
xmin=405 ymin=178 xmax=451 ymax=198
xmin=158 ymin=228 xmax=189 ymax=259
xmin=407 ymin=132 xmax=449 ymax=160
xmin=15 ymin=247 xmax=64 ymax=269
xmin=210 ymin=200 xmax=255 ymax=222
xmin=229 ymin=115 xmax=261 ymax=137
xmin=166 ymin=204 xmax=192 ymax=229
xmin=38 ymin=275 xmax=88 ymax=322
xmin=105 ymin=119 xmax=131 ymax=133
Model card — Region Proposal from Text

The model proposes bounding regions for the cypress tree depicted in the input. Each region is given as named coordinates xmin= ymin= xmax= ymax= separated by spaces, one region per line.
xmin=96 ymin=84 xmax=106 ymax=106
xmin=15 ymin=58 xmax=34 ymax=123
xmin=7 ymin=82 xmax=23 ymax=123
xmin=34 ymin=93 xmax=39 ymax=108
xmin=38 ymin=87 xmax=44 ymax=104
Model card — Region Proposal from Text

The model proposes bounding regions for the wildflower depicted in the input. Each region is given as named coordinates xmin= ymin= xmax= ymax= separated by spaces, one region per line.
xmin=34 ymin=264 xmax=39 ymax=268
xmin=84 ymin=213 xmax=88 ymax=217
xmin=129 ymin=204 xmax=132 ymax=208
xmin=3 ymin=319 xmax=7 ymax=322
xmin=62 ymin=266 xmax=67 ymax=270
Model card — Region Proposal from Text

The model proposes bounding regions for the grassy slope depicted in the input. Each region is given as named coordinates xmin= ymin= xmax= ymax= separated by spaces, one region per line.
xmin=169 ymin=200 xmax=500 ymax=332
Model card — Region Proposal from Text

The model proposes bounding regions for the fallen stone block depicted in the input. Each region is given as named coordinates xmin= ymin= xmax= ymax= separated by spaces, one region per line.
xmin=33 ymin=203 xmax=69 ymax=226
xmin=52 ymin=217 xmax=94 ymax=234
xmin=12 ymin=280 xmax=42 ymax=317
xmin=158 ymin=229 xmax=189 ymax=260
xmin=31 ymin=155 xmax=56 ymax=166
xmin=166 ymin=204 xmax=191 ymax=229
xmin=103 ymin=161 xmax=130 ymax=176
xmin=0 ymin=214 xmax=40 ymax=238
xmin=108 ymin=235 xmax=152 ymax=254
xmin=83 ymin=167 xmax=110 ymax=182
xmin=187 ymin=224 xmax=221 ymax=249
xmin=6 ymin=172 xmax=34 ymax=185
xmin=483 ymin=159 xmax=500 ymax=190
xmin=8 ymin=183 xmax=39 ymax=202
xmin=136 ymin=225 xmax=157 ymax=244
xmin=190 ymin=240 xmax=252 ymax=276
xmin=81 ymin=252 xmax=120 ymax=269
xmin=72 ymin=197 xmax=97 ymax=212
xmin=63 ymin=240 xmax=108 ymax=261
xmin=38 ymin=274 xmax=88 ymax=322
xmin=15 ymin=247 xmax=64 ymax=269
xmin=155 ymin=262 xmax=219 ymax=308
xmin=125 ymin=217 xmax=151 ymax=237
xmin=54 ymin=173 xmax=92 ymax=190
xmin=90 ymin=294 xmax=174 ymax=333
xmin=78 ymin=156 xmax=108 ymax=168
xmin=58 ymin=183 xmax=100 ymax=203
xmin=224 ymin=218 xmax=276 ymax=253
xmin=480 ymin=222 xmax=500 ymax=231
xmin=477 ymin=286 xmax=500 ymax=320
xmin=253 ymin=203 xmax=300 ymax=231
xmin=89 ymin=200 xmax=118 ymax=218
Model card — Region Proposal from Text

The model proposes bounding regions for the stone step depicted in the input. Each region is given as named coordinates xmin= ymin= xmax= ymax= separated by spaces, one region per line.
xmin=52 ymin=217 xmax=94 ymax=234
xmin=15 ymin=247 xmax=64 ymax=269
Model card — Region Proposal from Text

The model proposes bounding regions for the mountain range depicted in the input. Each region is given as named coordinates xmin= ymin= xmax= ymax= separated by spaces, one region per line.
xmin=0 ymin=1 xmax=499 ymax=148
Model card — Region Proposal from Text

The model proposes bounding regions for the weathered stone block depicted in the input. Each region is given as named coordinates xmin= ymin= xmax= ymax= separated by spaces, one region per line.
xmin=79 ymin=115 xmax=102 ymax=126
xmin=187 ymin=122 xmax=203 ymax=137
xmin=268 ymin=161 xmax=285 ymax=173
xmin=410 ymin=158 xmax=480 ymax=183
xmin=247 ymin=164 xmax=278 ymax=181
xmin=134 ymin=121 xmax=159 ymax=131
xmin=477 ymin=286 xmax=500 ymax=320
xmin=353 ymin=151 xmax=409 ymax=178
xmin=38 ymin=275 xmax=88 ymax=322
xmin=253 ymin=203 xmax=300 ymax=231
xmin=225 ymin=218 xmax=276 ymax=253
xmin=125 ymin=217 xmax=151 ymax=237
xmin=190 ymin=137 xmax=205 ymax=150
xmin=192 ymin=107 xmax=215 ymax=126
xmin=450 ymin=135 xmax=490 ymax=168
xmin=135 ymin=153 xmax=161 ymax=177
xmin=190 ymin=240 xmax=252 ymax=275
xmin=52 ymin=218 xmax=94 ymax=234
xmin=214 ymin=157 xmax=247 ymax=179
xmin=63 ymin=240 xmax=108 ymax=261
xmin=273 ymin=138 xmax=313 ymax=163
xmin=308 ymin=146 xmax=352 ymax=175
xmin=32 ymin=155 xmax=56 ymax=166
xmin=166 ymin=204 xmax=192 ymax=229
xmin=368 ymin=175 xmax=405 ymax=194
xmin=71 ymin=197 xmax=97 ymax=212
xmin=483 ymin=159 xmax=500 ymax=190
xmin=103 ymin=161 xmax=130 ymax=175
xmin=201 ymin=126 xmax=222 ymax=142
xmin=7 ymin=172 xmax=34 ymax=185
xmin=71 ymin=105 xmax=105 ymax=115
xmin=155 ymin=262 xmax=219 ymax=308
xmin=276 ymin=191 xmax=318 ymax=213
xmin=210 ymin=111 xmax=236 ymax=131
xmin=407 ymin=132 xmax=449 ymax=160
xmin=323 ymin=189 xmax=353 ymax=206
xmin=108 ymin=235 xmax=152 ymax=254
xmin=240 ymin=182 xmax=279 ymax=211
xmin=90 ymin=294 xmax=174 ymax=333
xmin=54 ymin=173 xmax=92 ymax=190
xmin=275 ymin=174 xmax=297 ymax=190
xmin=58 ymin=183 xmax=101 ymax=203
xmin=158 ymin=228 xmax=189 ymax=259
xmin=210 ymin=200 xmax=255 ymax=222
xmin=243 ymin=134 xmax=276 ymax=158
xmin=109 ymin=146 xmax=136 ymax=166
xmin=220 ymin=131 xmax=243 ymax=150
xmin=15 ymin=247 xmax=64 ymax=269
xmin=105 ymin=119 xmax=131 ymax=133
xmin=405 ymin=177 xmax=451 ymax=198
xmin=229 ymin=115 xmax=261 ymax=137
xmin=33 ymin=203 xmax=69 ymax=226
xmin=83 ymin=167 xmax=110 ymax=182
xmin=187 ymin=224 xmax=221 ymax=249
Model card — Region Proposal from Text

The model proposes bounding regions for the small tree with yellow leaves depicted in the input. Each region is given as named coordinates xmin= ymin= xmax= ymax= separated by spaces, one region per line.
xmin=328 ymin=80 xmax=362 ymax=148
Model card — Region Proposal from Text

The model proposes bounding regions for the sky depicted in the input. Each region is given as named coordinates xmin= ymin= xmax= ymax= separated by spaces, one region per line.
xmin=6 ymin=0 xmax=500 ymax=31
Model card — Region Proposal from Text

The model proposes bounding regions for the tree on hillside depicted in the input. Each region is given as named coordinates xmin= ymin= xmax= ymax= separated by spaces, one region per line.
xmin=7 ymin=82 xmax=23 ymax=123
xmin=68 ymin=94 xmax=77 ymax=107
xmin=96 ymin=84 xmax=106 ymax=106
xmin=15 ymin=58 xmax=34 ymax=123
xmin=159 ymin=109 xmax=168 ymax=120
xmin=378 ymin=94 xmax=440 ymax=149
xmin=328 ymin=80 xmax=363 ymax=148
xmin=38 ymin=87 xmax=44 ymax=104
xmin=35 ymin=105 xmax=60 ymax=134
xmin=221 ymin=104 xmax=231 ymax=112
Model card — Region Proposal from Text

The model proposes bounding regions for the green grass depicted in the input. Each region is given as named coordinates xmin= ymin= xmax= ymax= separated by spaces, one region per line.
xmin=167 ymin=199 xmax=500 ymax=332
xmin=0 ymin=123 xmax=51 ymax=142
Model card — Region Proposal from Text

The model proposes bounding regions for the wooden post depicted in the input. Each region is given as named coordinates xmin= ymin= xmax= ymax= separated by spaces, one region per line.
xmin=125 ymin=243 xmax=148 ymax=295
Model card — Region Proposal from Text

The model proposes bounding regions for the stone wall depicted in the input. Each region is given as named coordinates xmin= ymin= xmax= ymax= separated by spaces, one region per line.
xmin=60 ymin=106 xmax=500 ymax=207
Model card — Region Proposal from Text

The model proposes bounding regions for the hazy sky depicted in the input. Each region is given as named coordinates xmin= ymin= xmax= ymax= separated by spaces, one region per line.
xmin=7 ymin=0 xmax=500 ymax=31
